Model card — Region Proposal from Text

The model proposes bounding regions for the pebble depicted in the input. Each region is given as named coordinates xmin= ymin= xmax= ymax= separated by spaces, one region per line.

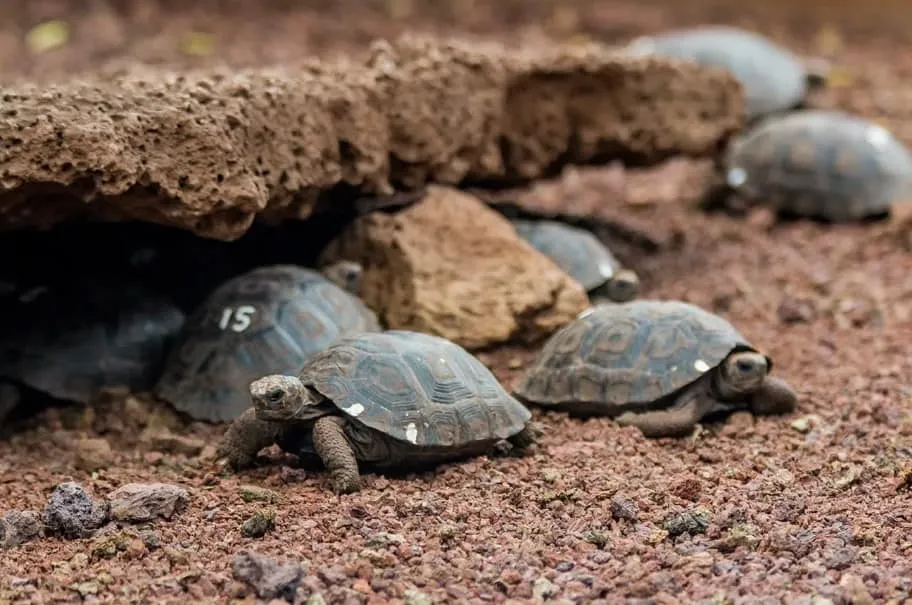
xmin=73 ymin=437 xmax=114 ymax=472
xmin=241 ymin=511 xmax=276 ymax=538
xmin=0 ymin=509 xmax=42 ymax=548
xmin=232 ymin=550 xmax=304 ymax=600
xmin=108 ymin=482 xmax=189 ymax=522
xmin=42 ymin=482 xmax=109 ymax=539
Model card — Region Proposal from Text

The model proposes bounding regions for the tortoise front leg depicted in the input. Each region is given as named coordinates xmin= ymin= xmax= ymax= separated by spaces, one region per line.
xmin=312 ymin=416 xmax=361 ymax=494
xmin=614 ymin=386 xmax=716 ymax=438
xmin=218 ymin=407 xmax=287 ymax=470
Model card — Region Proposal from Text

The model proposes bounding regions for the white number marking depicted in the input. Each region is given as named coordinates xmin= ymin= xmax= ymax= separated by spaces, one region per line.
xmin=218 ymin=305 xmax=256 ymax=332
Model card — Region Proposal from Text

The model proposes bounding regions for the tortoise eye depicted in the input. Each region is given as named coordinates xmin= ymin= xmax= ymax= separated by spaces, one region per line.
xmin=267 ymin=389 xmax=284 ymax=404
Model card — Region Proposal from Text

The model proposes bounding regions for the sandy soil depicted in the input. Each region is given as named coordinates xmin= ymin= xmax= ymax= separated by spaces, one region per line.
xmin=2 ymin=1 xmax=912 ymax=603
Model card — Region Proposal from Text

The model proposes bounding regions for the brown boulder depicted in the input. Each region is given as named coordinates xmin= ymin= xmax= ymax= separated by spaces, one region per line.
xmin=0 ymin=35 xmax=744 ymax=240
xmin=319 ymin=185 xmax=590 ymax=350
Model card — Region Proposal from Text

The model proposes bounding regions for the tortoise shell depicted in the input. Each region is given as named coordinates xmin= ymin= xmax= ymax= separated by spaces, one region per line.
xmin=154 ymin=264 xmax=381 ymax=423
xmin=511 ymin=219 xmax=622 ymax=292
xmin=626 ymin=26 xmax=812 ymax=120
xmin=300 ymin=330 xmax=531 ymax=448
xmin=514 ymin=300 xmax=767 ymax=410
xmin=724 ymin=110 xmax=912 ymax=221
xmin=0 ymin=282 xmax=185 ymax=404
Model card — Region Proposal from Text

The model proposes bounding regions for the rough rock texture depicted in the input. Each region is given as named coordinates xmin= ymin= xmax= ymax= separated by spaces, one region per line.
xmin=232 ymin=550 xmax=304 ymax=600
xmin=0 ymin=35 xmax=744 ymax=240
xmin=0 ymin=510 xmax=42 ymax=549
xmin=107 ymin=483 xmax=189 ymax=523
xmin=42 ymin=482 xmax=109 ymax=539
xmin=319 ymin=185 xmax=591 ymax=349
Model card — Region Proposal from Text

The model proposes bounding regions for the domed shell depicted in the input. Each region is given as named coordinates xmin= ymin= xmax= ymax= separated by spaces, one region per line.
xmin=515 ymin=300 xmax=765 ymax=409
xmin=511 ymin=219 xmax=621 ymax=292
xmin=300 ymin=330 xmax=531 ymax=448
xmin=627 ymin=26 xmax=810 ymax=120
xmin=154 ymin=265 xmax=381 ymax=423
xmin=0 ymin=282 xmax=186 ymax=404
xmin=724 ymin=110 xmax=912 ymax=221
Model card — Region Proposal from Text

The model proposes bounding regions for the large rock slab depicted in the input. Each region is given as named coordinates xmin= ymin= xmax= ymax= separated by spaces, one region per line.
xmin=319 ymin=185 xmax=590 ymax=349
xmin=0 ymin=35 xmax=745 ymax=240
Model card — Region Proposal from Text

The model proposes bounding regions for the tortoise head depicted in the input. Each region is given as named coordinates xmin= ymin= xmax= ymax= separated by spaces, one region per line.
xmin=250 ymin=375 xmax=325 ymax=422
xmin=322 ymin=261 xmax=364 ymax=296
xmin=604 ymin=269 xmax=640 ymax=303
xmin=718 ymin=350 xmax=769 ymax=398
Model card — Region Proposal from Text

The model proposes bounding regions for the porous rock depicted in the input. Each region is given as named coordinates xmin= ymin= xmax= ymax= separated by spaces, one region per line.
xmin=319 ymin=185 xmax=590 ymax=349
xmin=232 ymin=550 xmax=304 ymax=600
xmin=0 ymin=35 xmax=744 ymax=240
xmin=42 ymin=482 xmax=109 ymax=539
xmin=0 ymin=509 xmax=42 ymax=548
xmin=107 ymin=482 xmax=189 ymax=523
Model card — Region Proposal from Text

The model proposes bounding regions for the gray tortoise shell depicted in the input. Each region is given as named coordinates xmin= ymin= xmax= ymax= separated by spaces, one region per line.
xmin=0 ymin=283 xmax=185 ymax=404
xmin=515 ymin=300 xmax=765 ymax=409
xmin=300 ymin=330 xmax=531 ymax=448
xmin=725 ymin=110 xmax=912 ymax=220
xmin=627 ymin=26 xmax=809 ymax=120
xmin=154 ymin=264 xmax=381 ymax=424
xmin=511 ymin=219 xmax=622 ymax=292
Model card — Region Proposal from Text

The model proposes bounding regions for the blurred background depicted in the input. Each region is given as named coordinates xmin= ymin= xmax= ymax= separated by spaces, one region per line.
xmin=1 ymin=0 xmax=911 ymax=77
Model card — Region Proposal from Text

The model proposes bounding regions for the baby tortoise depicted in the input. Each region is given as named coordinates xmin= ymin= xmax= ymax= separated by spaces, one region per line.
xmin=511 ymin=219 xmax=639 ymax=303
xmin=154 ymin=262 xmax=380 ymax=424
xmin=514 ymin=300 xmax=797 ymax=437
xmin=626 ymin=25 xmax=828 ymax=121
xmin=723 ymin=109 xmax=912 ymax=221
xmin=219 ymin=330 xmax=536 ymax=494
xmin=0 ymin=282 xmax=185 ymax=425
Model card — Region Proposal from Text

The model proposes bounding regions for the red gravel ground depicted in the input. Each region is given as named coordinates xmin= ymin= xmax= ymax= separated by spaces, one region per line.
xmin=2 ymin=1 xmax=912 ymax=603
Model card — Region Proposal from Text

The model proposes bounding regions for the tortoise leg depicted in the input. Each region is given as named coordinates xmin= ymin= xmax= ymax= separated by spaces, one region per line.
xmin=218 ymin=407 xmax=288 ymax=470
xmin=506 ymin=422 xmax=540 ymax=453
xmin=614 ymin=386 xmax=717 ymax=438
xmin=749 ymin=376 xmax=798 ymax=416
xmin=312 ymin=416 xmax=361 ymax=494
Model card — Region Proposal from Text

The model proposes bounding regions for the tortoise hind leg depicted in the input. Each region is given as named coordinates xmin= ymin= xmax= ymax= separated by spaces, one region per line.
xmin=614 ymin=383 xmax=717 ymax=438
xmin=313 ymin=416 xmax=361 ymax=494
xmin=506 ymin=422 xmax=540 ymax=454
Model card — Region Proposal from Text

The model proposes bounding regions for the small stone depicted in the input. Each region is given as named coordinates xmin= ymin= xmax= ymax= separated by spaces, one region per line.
xmin=143 ymin=451 xmax=165 ymax=465
xmin=74 ymin=437 xmax=114 ymax=472
xmin=140 ymin=529 xmax=160 ymax=550
xmin=352 ymin=578 xmax=372 ymax=594
xmin=791 ymin=415 xmax=822 ymax=434
xmin=0 ymin=510 xmax=42 ymax=548
xmin=142 ymin=429 xmax=205 ymax=457
xmin=777 ymin=296 xmax=816 ymax=324
xmin=241 ymin=511 xmax=275 ymax=538
xmin=403 ymin=588 xmax=433 ymax=605
xmin=306 ymin=594 xmax=327 ymax=605
xmin=610 ymin=496 xmax=638 ymax=522
xmin=72 ymin=581 xmax=100 ymax=598
xmin=838 ymin=573 xmax=874 ymax=605
xmin=533 ymin=577 xmax=558 ymax=600
xmin=90 ymin=531 xmax=131 ymax=560
xmin=239 ymin=485 xmax=281 ymax=504
xmin=43 ymin=482 xmax=109 ymax=539
xmin=124 ymin=538 xmax=147 ymax=559
xmin=669 ymin=478 xmax=702 ymax=501
xmin=108 ymin=482 xmax=189 ymax=522
xmin=663 ymin=508 xmax=711 ymax=537
xmin=713 ymin=524 xmax=759 ymax=552
xmin=164 ymin=546 xmax=189 ymax=566
xmin=232 ymin=550 xmax=303 ymax=600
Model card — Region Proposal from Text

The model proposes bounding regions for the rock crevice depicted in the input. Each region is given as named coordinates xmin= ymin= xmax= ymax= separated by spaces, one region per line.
xmin=0 ymin=35 xmax=745 ymax=240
